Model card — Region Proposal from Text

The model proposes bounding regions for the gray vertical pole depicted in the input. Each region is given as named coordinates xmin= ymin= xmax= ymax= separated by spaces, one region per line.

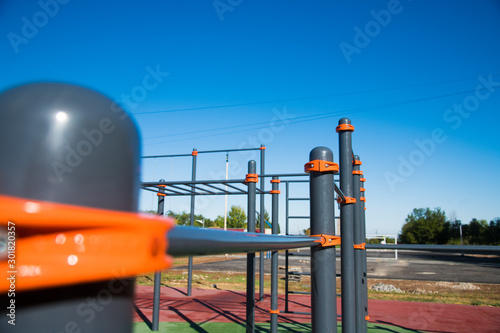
xmin=259 ymin=145 xmax=266 ymax=300
xmin=360 ymin=171 xmax=369 ymax=327
xmin=285 ymin=181 xmax=290 ymax=313
xmin=353 ymin=156 xmax=367 ymax=333
xmin=153 ymin=181 xmax=166 ymax=331
xmin=270 ymin=177 xmax=280 ymax=333
xmin=308 ymin=147 xmax=337 ymax=333
xmin=188 ymin=149 xmax=198 ymax=296
xmin=246 ymin=160 xmax=257 ymax=333
xmin=338 ymin=118 xmax=356 ymax=333
xmin=0 ymin=83 xmax=140 ymax=333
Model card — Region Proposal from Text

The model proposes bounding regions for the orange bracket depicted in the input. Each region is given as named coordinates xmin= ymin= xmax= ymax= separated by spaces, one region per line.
xmin=304 ymin=160 xmax=339 ymax=173
xmin=0 ymin=194 xmax=174 ymax=293
xmin=365 ymin=315 xmax=370 ymax=321
xmin=312 ymin=234 xmax=341 ymax=247
xmin=260 ymin=146 xmax=266 ymax=150
xmin=352 ymin=170 xmax=363 ymax=175
xmin=360 ymin=197 xmax=366 ymax=202
xmin=360 ymin=178 xmax=366 ymax=182
xmin=337 ymin=197 xmax=356 ymax=204
xmin=157 ymin=184 xmax=167 ymax=196
xmin=354 ymin=243 xmax=366 ymax=250
xmin=270 ymin=179 xmax=281 ymax=183
xmin=360 ymin=188 xmax=366 ymax=192
xmin=191 ymin=150 xmax=198 ymax=156
xmin=269 ymin=309 xmax=280 ymax=314
xmin=270 ymin=190 xmax=281 ymax=194
xmin=353 ymin=159 xmax=362 ymax=166
xmin=245 ymin=173 xmax=259 ymax=183
xmin=336 ymin=124 xmax=355 ymax=133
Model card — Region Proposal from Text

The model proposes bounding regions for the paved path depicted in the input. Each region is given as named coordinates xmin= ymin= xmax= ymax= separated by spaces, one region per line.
xmin=134 ymin=285 xmax=500 ymax=332
xmin=173 ymin=250 xmax=500 ymax=283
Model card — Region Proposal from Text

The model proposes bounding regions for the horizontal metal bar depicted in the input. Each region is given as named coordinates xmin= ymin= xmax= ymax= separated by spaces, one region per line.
xmin=260 ymin=173 xmax=308 ymax=178
xmin=283 ymin=311 xmax=311 ymax=315
xmin=142 ymin=147 xmax=262 ymax=159
xmin=142 ymin=179 xmax=246 ymax=186
xmin=167 ymin=226 xmax=321 ymax=257
xmin=365 ymin=244 xmax=500 ymax=252
xmin=288 ymin=216 xmax=310 ymax=219
xmin=288 ymin=198 xmax=309 ymax=201
xmin=288 ymin=291 xmax=311 ymax=295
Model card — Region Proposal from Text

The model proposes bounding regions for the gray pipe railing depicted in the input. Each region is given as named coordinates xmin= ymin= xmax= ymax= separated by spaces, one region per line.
xmin=167 ymin=226 xmax=321 ymax=257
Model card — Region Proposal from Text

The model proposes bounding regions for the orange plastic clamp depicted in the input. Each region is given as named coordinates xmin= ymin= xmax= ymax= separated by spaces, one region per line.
xmin=269 ymin=309 xmax=280 ymax=314
xmin=304 ymin=160 xmax=339 ymax=173
xmin=360 ymin=197 xmax=366 ymax=202
xmin=353 ymin=159 xmax=362 ymax=166
xmin=354 ymin=243 xmax=366 ymax=250
xmin=0 ymin=194 xmax=174 ymax=293
xmin=270 ymin=190 xmax=281 ymax=194
xmin=336 ymin=124 xmax=355 ymax=133
xmin=260 ymin=146 xmax=266 ymax=150
xmin=364 ymin=207 xmax=367 ymax=210
xmin=192 ymin=150 xmax=198 ymax=156
xmin=360 ymin=178 xmax=366 ymax=182
xmin=365 ymin=315 xmax=370 ymax=321
xmin=312 ymin=234 xmax=341 ymax=247
xmin=352 ymin=170 xmax=363 ymax=175
xmin=360 ymin=188 xmax=366 ymax=192
xmin=337 ymin=197 xmax=356 ymax=204
xmin=270 ymin=179 xmax=281 ymax=183
xmin=157 ymin=193 xmax=167 ymax=197
xmin=245 ymin=173 xmax=259 ymax=183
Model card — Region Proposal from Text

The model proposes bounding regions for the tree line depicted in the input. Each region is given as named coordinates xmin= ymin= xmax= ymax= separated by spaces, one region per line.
xmin=399 ymin=207 xmax=500 ymax=245
xmin=144 ymin=205 xmax=275 ymax=231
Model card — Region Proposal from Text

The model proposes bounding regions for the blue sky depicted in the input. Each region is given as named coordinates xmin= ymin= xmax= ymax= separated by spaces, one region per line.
xmin=1 ymin=0 xmax=499 ymax=235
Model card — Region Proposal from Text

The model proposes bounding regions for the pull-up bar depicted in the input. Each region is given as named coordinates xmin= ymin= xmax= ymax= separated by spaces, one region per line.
xmin=142 ymin=146 xmax=264 ymax=159
xmin=167 ymin=226 xmax=321 ymax=257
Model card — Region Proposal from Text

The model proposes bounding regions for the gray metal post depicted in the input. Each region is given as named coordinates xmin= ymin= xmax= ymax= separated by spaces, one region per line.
xmin=0 ymin=83 xmax=139 ymax=333
xmin=270 ymin=177 xmax=280 ymax=333
xmin=285 ymin=181 xmax=290 ymax=313
xmin=308 ymin=147 xmax=337 ymax=333
xmin=153 ymin=181 xmax=167 ymax=331
xmin=259 ymin=145 xmax=266 ymax=300
xmin=338 ymin=118 xmax=356 ymax=333
xmin=360 ymin=170 xmax=369 ymax=327
xmin=188 ymin=149 xmax=198 ymax=296
xmin=246 ymin=160 xmax=257 ymax=333
xmin=353 ymin=156 xmax=367 ymax=333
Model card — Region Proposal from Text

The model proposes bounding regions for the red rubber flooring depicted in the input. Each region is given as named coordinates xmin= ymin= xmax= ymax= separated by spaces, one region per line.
xmin=134 ymin=285 xmax=500 ymax=333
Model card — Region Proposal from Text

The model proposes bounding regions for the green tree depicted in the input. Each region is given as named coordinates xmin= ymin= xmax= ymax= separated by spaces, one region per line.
xmin=166 ymin=211 xmax=215 ymax=227
xmin=399 ymin=208 xmax=449 ymax=244
xmin=214 ymin=205 xmax=247 ymax=229
xmin=468 ymin=219 xmax=488 ymax=245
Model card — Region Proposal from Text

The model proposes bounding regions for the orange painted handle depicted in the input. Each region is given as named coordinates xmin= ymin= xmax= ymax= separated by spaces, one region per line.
xmin=0 ymin=195 xmax=174 ymax=292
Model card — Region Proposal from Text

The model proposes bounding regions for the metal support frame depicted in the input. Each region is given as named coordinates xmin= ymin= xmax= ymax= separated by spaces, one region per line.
xmin=338 ymin=118 xmax=356 ymax=333
xmin=152 ymin=181 xmax=166 ymax=331
xmin=259 ymin=145 xmax=266 ymax=301
xmin=188 ymin=149 xmax=197 ymax=296
xmin=270 ymin=177 xmax=280 ymax=333
xmin=309 ymin=147 xmax=337 ymax=332
xmin=353 ymin=155 xmax=368 ymax=333
xmin=246 ymin=160 xmax=257 ymax=333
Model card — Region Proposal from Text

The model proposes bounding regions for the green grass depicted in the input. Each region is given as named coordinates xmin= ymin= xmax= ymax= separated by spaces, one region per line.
xmin=133 ymin=322 xmax=426 ymax=332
